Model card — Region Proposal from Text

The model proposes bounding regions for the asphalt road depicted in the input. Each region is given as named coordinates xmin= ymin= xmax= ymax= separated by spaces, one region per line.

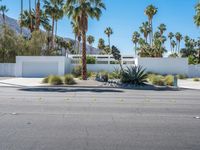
xmin=0 ymin=86 xmax=200 ymax=150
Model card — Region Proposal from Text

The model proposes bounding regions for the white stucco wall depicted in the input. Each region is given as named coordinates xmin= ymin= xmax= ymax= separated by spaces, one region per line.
xmin=15 ymin=56 xmax=66 ymax=77
xmin=135 ymin=58 xmax=189 ymax=75
xmin=0 ymin=63 xmax=15 ymax=76
xmin=188 ymin=64 xmax=200 ymax=77
xmin=70 ymin=64 xmax=135 ymax=73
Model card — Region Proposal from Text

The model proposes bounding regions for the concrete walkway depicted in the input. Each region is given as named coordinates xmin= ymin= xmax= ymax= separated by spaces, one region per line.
xmin=178 ymin=79 xmax=200 ymax=90
xmin=0 ymin=78 xmax=43 ymax=87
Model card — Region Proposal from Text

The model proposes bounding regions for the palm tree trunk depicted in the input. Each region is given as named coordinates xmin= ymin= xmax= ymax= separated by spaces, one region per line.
xmin=74 ymin=35 xmax=77 ymax=54
xmin=55 ymin=20 xmax=57 ymax=38
xmin=82 ymin=30 xmax=87 ymax=80
xmin=35 ymin=0 xmax=40 ymax=30
xmin=2 ymin=13 xmax=5 ymax=25
xmin=20 ymin=0 xmax=23 ymax=34
xmin=51 ymin=17 xmax=55 ymax=49
xmin=29 ymin=0 xmax=33 ymax=31
xmin=135 ymin=44 xmax=137 ymax=57
xmin=78 ymin=39 xmax=80 ymax=54
xmin=108 ymin=36 xmax=110 ymax=49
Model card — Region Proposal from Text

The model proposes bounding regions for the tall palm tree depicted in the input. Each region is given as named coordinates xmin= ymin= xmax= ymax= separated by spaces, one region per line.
xmin=139 ymin=22 xmax=151 ymax=43
xmin=132 ymin=31 xmax=140 ymax=56
xmin=0 ymin=5 xmax=8 ymax=25
xmin=65 ymin=0 xmax=106 ymax=80
xmin=175 ymin=32 xmax=183 ymax=54
xmin=171 ymin=40 xmax=176 ymax=53
xmin=35 ymin=0 xmax=40 ymax=30
xmin=20 ymin=0 xmax=23 ymax=34
xmin=158 ymin=24 xmax=166 ymax=35
xmin=87 ymin=35 xmax=95 ymax=54
xmin=71 ymin=21 xmax=79 ymax=54
xmin=104 ymin=27 xmax=113 ymax=49
xmin=20 ymin=9 xmax=50 ymax=33
xmin=54 ymin=1 xmax=64 ymax=37
xmin=168 ymin=32 xmax=174 ymax=52
xmin=194 ymin=2 xmax=200 ymax=27
xmin=144 ymin=5 xmax=158 ymax=46
xmin=98 ymin=38 xmax=105 ymax=53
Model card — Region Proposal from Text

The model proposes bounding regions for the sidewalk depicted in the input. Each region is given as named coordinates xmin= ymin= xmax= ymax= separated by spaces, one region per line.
xmin=0 ymin=78 xmax=43 ymax=87
xmin=178 ymin=79 xmax=200 ymax=90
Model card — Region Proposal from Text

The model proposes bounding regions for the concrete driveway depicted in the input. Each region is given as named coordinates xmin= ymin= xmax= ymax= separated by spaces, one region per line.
xmin=0 ymin=86 xmax=200 ymax=150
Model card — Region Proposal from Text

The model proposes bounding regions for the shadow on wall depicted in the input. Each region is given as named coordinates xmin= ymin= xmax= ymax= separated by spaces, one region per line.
xmin=18 ymin=87 xmax=124 ymax=93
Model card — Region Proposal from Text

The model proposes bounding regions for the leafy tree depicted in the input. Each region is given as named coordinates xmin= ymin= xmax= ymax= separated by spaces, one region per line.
xmin=104 ymin=27 xmax=113 ymax=48
xmin=111 ymin=46 xmax=123 ymax=71
xmin=87 ymin=35 xmax=95 ymax=54
xmin=65 ymin=0 xmax=106 ymax=80
xmin=27 ymin=31 xmax=46 ymax=56
xmin=0 ymin=25 xmax=18 ymax=62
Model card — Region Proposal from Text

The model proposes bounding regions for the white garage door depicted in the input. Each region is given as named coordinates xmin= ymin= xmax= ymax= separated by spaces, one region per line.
xmin=22 ymin=62 xmax=58 ymax=77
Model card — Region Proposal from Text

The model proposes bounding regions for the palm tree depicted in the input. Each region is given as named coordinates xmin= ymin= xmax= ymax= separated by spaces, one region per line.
xmin=168 ymin=32 xmax=174 ymax=52
xmin=20 ymin=9 xmax=50 ymax=33
xmin=98 ymin=38 xmax=105 ymax=54
xmin=53 ymin=0 xmax=64 ymax=37
xmin=132 ymin=31 xmax=140 ymax=56
xmin=175 ymin=32 xmax=183 ymax=54
xmin=35 ymin=0 xmax=40 ymax=30
xmin=71 ymin=21 xmax=79 ymax=54
xmin=171 ymin=40 xmax=176 ymax=53
xmin=104 ymin=27 xmax=113 ymax=49
xmin=44 ymin=0 xmax=64 ymax=48
xmin=0 ymin=5 xmax=9 ymax=25
xmin=20 ymin=0 xmax=23 ymax=34
xmin=158 ymin=24 xmax=166 ymax=35
xmin=65 ymin=0 xmax=106 ymax=80
xmin=139 ymin=22 xmax=151 ymax=43
xmin=144 ymin=5 xmax=158 ymax=46
xmin=87 ymin=35 xmax=95 ymax=54
xmin=194 ymin=3 xmax=200 ymax=27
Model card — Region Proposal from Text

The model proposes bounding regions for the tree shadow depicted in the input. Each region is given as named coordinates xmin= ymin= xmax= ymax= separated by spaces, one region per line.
xmin=18 ymin=87 xmax=124 ymax=93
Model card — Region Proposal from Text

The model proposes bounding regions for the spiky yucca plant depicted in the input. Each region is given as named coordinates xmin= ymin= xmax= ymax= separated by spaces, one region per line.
xmin=121 ymin=66 xmax=147 ymax=85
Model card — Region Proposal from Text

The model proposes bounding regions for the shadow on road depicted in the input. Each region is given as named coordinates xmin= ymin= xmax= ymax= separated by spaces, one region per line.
xmin=19 ymin=87 xmax=124 ymax=93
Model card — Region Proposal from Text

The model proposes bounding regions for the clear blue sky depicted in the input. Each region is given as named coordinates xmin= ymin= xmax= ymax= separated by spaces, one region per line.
xmin=1 ymin=0 xmax=200 ymax=55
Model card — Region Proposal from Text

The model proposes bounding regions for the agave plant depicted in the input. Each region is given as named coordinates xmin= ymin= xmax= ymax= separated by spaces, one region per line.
xmin=121 ymin=66 xmax=148 ymax=85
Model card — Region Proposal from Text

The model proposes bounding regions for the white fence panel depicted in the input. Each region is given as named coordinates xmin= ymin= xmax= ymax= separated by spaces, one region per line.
xmin=0 ymin=63 xmax=15 ymax=76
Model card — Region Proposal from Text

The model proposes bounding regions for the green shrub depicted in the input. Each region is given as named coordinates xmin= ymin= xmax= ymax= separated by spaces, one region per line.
xmin=42 ymin=76 xmax=52 ymax=83
xmin=96 ymin=71 xmax=109 ymax=82
xmin=177 ymin=74 xmax=187 ymax=79
xmin=49 ymin=76 xmax=63 ymax=85
xmin=109 ymin=68 xmax=121 ymax=79
xmin=72 ymin=65 xmax=82 ymax=77
xmin=64 ymin=74 xmax=76 ymax=85
xmin=164 ymin=75 xmax=174 ymax=86
xmin=150 ymin=75 xmax=165 ymax=86
xmin=193 ymin=78 xmax=200 ymax=82
xmin=87 ymin=71 xmax=96 ymax=78
xmin=86 ymin=56 xmax=96 ymax=64
xmin=121 ymin=66 xmax=147 ymax=85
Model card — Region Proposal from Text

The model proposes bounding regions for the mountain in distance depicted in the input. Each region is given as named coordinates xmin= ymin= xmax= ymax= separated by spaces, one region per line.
xmin=0 ymin=14 xmax=100 ymax=54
